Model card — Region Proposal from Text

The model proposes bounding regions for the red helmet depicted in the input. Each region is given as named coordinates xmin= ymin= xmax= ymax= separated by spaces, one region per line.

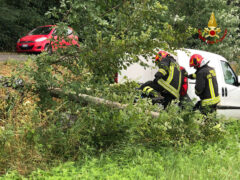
xmin=155 ymin=51 xmax=169 ymax=61
xmin=189 ymin=54 xmax=204 ymax=68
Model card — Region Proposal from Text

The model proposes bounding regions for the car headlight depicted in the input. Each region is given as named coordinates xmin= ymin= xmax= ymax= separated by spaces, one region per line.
xmin=35 ymin=37 xmax=47 ymax=42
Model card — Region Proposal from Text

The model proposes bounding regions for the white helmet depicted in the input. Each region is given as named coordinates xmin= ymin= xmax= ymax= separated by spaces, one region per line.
xmin=199 ymin=58 xmax=210 ymax=67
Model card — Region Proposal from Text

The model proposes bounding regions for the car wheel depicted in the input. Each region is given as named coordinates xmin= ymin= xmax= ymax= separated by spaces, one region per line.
xmin=44 ymin=44 xmax=52 ymax=55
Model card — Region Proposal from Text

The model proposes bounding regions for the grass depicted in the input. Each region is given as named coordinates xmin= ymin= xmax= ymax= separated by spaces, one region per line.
xmin=1 ymin=118 xmax=239 ymax=179
xmin=3 ymin=129 xmax=240 ymax=180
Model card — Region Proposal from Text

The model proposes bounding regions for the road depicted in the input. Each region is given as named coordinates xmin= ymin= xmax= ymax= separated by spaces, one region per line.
xmin=0 ymin=52 xmax=32 ymax=62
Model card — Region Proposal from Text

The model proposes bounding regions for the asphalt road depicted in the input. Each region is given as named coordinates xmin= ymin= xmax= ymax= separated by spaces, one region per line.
xmin=0 ymin=53 xmax=32 ymax=62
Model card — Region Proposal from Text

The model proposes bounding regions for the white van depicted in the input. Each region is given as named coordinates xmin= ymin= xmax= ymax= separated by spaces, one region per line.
xmin=118 ymin=49 xmax=240 ymax=119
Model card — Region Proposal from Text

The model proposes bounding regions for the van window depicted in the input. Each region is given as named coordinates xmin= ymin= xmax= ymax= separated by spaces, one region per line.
xmin=221 ymin=61 xmax=237 ymax=86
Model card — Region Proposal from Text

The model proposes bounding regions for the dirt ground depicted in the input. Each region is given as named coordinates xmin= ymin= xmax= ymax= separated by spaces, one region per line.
xmin=0 ymin=64 xmax=14 ymax=77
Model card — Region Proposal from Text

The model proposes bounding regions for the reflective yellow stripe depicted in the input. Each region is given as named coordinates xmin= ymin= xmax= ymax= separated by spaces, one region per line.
xmin=201 ymin=72 xmax=217 ymax=106
xmin=209 ymin=70 xmax=216 ymax=76
xmin=143 ymin=86 xmax=155 ymax=96
xmin=147 ymin=88 xmax=154 ymax=94
xmin=158 ymin=68 xmax=167 ymax=76
xmin=201 ymin=72 xmax=219 ymax=106
xmin=207 ymin=74 xmax=212 ymax=79
xmin=143 ymin=86 xmax=149 ymax=93
xmin=166 ymin=64 xmax=174 ymax=83
xmin=157 ymin=63 xmax=181 ymax=99
xmin=158 ymin=79 xmax=179 ymax=99
xmin=193 ymin=74 xmax=196 ymax=79
xmin=201 ymin=96 xmax=220 ymax=106
xmin=209 ymin=78 xmax=215 ymax=98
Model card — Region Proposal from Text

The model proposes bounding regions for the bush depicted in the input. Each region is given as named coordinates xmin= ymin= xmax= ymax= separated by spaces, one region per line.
xmin=0 ymin=82 xmax=226 ymax=175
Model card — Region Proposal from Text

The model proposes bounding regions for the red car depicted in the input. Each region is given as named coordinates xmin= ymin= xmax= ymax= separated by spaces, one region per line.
xmin=16 ymin=25 xmax=79 ymax=53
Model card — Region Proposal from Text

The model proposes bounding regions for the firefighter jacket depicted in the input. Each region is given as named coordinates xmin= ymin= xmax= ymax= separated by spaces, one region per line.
xmin=194 ymin=65 xmax=220 ymax=106
xmin=153 ymin=56 xmax=182 ymax=99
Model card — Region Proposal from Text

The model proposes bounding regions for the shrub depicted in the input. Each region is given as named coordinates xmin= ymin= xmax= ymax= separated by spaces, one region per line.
xmin=0 ymin=81 xmax=226 ymax=175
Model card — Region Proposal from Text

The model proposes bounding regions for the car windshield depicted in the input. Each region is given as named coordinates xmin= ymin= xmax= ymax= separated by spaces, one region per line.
xmin=221 ymin=60 xmax=237 ymax=86
xmin=28 ymin=26 xmax=52 ymax=35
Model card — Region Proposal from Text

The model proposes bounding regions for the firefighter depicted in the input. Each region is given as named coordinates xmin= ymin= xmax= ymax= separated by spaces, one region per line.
xmin=139 ymin=51 xmax=183 ymax=108
xmin=188 ymin=54 xmax=220 ymax=114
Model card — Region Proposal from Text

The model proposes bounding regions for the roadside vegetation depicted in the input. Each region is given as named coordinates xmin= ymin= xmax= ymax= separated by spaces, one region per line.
xmin=0 ymin=0 xmax=240 ymax=179
xmin=0 ymin=57 xmax=240 ymax=179
xmin=3 ymin=129 xmax=240 ymax=179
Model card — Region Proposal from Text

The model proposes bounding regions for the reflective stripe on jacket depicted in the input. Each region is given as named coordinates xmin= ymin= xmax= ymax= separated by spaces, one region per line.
xmin=195 ymin=65 xmax=220 ymax=106
xmin=154 ymin=57 xmax=182 ymax=99
xmin=142 ymin=86 xmax=158 ymax=97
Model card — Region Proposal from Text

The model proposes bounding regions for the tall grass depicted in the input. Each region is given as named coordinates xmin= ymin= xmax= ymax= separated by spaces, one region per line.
xmin=3 ymin=121 xmax=240 ymax=179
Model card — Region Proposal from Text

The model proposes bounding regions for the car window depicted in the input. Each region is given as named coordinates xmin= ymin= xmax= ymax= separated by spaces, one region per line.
xmin=28 ymin=26 xmax=52 ymax=35
xmin=221 ymin=61 xmax=237 ymax=86
xmin=51 ymin=28 xmax=72 ymax=36
xmin=52 ymin=29 xmax=57 ymax=36
xmin=67 ymin=28 xmax=73 ymax=35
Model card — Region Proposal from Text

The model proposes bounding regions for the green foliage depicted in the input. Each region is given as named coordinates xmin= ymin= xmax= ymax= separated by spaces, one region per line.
xmin=0 ymin=81 xmax=226 ymax=175
xmin=167 ymin=0 xmax=240 ymax=63
xmin=3 ymin=121 xmax=240 ymax=179
xmin=26 ymin=1 xmax=239 ymax=108
xmin=29 ymin=0 xmax=194 ymax=107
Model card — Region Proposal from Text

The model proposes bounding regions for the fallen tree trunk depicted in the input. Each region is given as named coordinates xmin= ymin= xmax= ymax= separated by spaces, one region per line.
xmin=50 ymin=88 xmax=160 ymax=118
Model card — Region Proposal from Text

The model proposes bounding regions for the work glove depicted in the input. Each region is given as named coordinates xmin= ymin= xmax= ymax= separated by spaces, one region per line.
xmin=188 ymin=73 xmax=196 ymax=79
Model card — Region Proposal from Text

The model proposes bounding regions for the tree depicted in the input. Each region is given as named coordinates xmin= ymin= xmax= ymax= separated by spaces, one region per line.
xmin=167 ymin=0 xmax=240 ymax=62
xmin=0 ymin=0 xmax=60 ymax=51
xmin=26 ymin=0 xmax=240 ymax=106
xmin=29 ymin=0 xmax=192 ymax=103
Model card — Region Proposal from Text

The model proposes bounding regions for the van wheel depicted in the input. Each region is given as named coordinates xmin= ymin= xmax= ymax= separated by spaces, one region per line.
xmin=44 ymin=44 xmax=52 ymax=55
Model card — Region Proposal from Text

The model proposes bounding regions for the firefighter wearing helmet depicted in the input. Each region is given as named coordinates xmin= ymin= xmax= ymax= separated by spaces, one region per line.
xmin=188 ymin=54 xmax=220 ymax=114
xmin=155 ymin=50 xmax=169 ymax=62
xmin=139 ymin=51 xmax=183 ymax=108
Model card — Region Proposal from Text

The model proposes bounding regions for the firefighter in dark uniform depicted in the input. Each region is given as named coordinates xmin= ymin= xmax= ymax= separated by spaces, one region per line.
xmin=139 ymin=51 xmax=183 ymax=108
xmin=188 ymin=54 xmax=220 ymax=114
